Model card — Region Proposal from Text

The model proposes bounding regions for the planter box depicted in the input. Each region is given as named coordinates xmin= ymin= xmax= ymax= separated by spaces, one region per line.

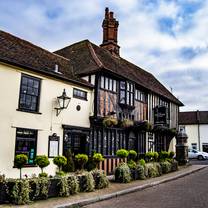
xmin=48 ymin=178 xmax=60 ymax=198
xmin=171 ymin=161 xmax=178 ymax=172
xmin=0 ymin=182 xmax=7 ymax=204
xmin=130 ymin=169 xmax=139 ymax=180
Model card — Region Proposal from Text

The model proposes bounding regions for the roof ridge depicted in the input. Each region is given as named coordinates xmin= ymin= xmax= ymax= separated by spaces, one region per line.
xmin=0 ymin=30 xmax=70 ymax=62
xmin=87 ymin=42 xmax=103 ymax=68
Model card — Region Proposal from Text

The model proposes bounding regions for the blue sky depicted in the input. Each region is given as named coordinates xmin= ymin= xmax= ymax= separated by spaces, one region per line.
xmin=1 ymin=0 xmax=208 ymax=111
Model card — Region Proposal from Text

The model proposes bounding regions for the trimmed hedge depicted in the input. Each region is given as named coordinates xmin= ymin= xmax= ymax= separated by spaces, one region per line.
xmin=115 ymin=162 xmax=131 ymax=183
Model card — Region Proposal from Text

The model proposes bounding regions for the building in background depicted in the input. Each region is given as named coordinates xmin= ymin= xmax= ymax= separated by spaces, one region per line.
xmin=179 ymin=111 xmax=208 ymax=152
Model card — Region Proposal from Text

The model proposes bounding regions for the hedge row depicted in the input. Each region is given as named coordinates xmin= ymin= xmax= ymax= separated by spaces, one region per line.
xmin=0 ymin=170 xmax=109 ymax=205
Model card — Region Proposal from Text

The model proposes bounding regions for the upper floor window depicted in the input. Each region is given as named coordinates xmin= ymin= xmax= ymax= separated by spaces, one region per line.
xmin=119 ymin=81 xmax=134 ymax=106
xmin=135 ymin=89 xmax=147 ymax=103
xmin=19 ymin=74 xmax=41 ymax=112
xmin=15 ymin=128 xmax=37 ymax=166
xmin=100 ymin=76 xmax=117 ymax=92
xmin=73 ymin=88 xmax=87 ymax=100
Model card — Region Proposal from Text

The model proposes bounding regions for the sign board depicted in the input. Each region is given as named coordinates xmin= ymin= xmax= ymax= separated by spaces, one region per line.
xmin=48 ymin=134 xmax=60 ymax=158
xmin=154 ymin=106 xmax=167 ymax=125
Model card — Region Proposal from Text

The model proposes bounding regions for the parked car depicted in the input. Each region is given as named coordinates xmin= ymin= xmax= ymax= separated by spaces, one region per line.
xmin=188 ymin=149 xmax=208 ymax=160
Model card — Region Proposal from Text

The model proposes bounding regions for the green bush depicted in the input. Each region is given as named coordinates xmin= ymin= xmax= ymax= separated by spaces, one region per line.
xmin=91 ymin=169 xmax=109 ymax=189
xmin=153 ymin=162 xmax=162 ymax=176
xmin=127 ymin=160 xmax=137 ymax=170
xmin=169 ymin=151 xmax=175 ymax=159
xmin=53 ymin=156 xmax=67 ymax=172
xmin=136 ymin=164 xmax=145 ymax=180
xmin=38 ymin=172 xmax=48 ymax=178
xmin=75 ymin=154 xmax=89 ymax=170
xmin=139 ymin=159 xmax=146 ymax=167
xmin=92 ymin=153 xmax=104 ymax=168
xmin=114 ymin=162 xmax=131 ymax=183
xmin=68 ymin=175 xmax=79 ymax=195
xmin=153 ymin=152 xmax=159 ymax=162
xmin=35 ymin=155 xmax=50 ymax=174
xmin=62 ymin=149 xmax=75 ymax=173
xmin=144 ymin=163 xmax=159 ymax=178
xmin=6 ymin=179 xmax=30 ymax=205
xmin=116 ymin=149 xmax=129 ymax=160
xmin=55 ymin=171 xmax=66 ymax=177
xmin=145 ymin=152 xmax=154 ymax=162
xmin=77 ymin=171 xmax=95 ymax=192
xmin=14 ymin=154 xmax=28 ymax=179
xmin=159 ymin=151 xmax=169 ymax=162
xmin=58 ymin=176 xmax=70 ymax=197
xmin=29 ymin=177 xmax=50 ymax=200
xmin=160 ymin=161 xmax=172 ymax=174
xmin=128 ymin=150 xmax=137 ymax=161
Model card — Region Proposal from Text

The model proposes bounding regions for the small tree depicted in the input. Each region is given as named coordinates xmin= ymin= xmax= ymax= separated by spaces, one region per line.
xmin=75 ymin=154 xmax=88 ymax=170
xmin=35 ymin=155 xmax=50 ymax=176
xmin=93 ymin=153 xmax=104 ymax=168
xmin=153 ymin=152 xmax=159 ymax=162
xmin=116 ymin=149 xmax=129 ymax=162
xmin=53 ymin=156 xmax=67 ymax=172
xmin=128 ymin=150 xmax=137 ymax=161
xmin=14 ymin=154 xmax=28 ymax=179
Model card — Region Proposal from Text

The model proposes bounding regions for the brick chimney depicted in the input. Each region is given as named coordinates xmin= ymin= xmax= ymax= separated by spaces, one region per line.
xmin=100 ymin=7 xmax=120 ymax=56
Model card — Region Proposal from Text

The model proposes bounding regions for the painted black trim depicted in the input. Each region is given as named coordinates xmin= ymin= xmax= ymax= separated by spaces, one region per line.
xmin=16 ymin=108 xmax=42 ymax=114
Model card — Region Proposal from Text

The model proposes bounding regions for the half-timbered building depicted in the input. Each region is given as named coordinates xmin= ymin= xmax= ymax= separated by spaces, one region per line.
xmin=55 ymin=8 xmax=183 ymax=173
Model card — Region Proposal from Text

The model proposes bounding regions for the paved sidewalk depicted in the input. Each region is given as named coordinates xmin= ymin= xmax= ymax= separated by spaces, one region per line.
xmin=0 ymin=165 xmax=206 ymax=208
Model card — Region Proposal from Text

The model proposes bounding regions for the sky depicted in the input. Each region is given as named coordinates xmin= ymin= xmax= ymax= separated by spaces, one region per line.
xmin=0 ymin=0 xmax=208 ymax=111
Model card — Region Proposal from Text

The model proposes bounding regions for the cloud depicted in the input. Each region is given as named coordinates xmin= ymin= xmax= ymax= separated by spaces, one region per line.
xmin=0 ymin=0 xmax=208 ymax=111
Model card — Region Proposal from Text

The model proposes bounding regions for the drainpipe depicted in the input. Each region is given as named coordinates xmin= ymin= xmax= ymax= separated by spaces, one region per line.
xmin=196 ymin=110 xmax=201 ymax=151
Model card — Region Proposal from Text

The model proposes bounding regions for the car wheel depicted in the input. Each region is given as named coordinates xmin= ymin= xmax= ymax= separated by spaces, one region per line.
xmin=198 ymin=155 xmax=204 ymax=160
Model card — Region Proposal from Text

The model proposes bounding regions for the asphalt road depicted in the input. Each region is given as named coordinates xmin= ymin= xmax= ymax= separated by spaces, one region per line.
xmin=84 ymin=165 xmax=208 ymax=208
xmin=189 ymin=159 xmax=208 ymax=165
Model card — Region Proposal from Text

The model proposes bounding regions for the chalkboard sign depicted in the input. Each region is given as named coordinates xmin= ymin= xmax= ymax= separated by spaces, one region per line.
xmin=154 ymin=106 xmax=167 ymax=125
xmin=48 ymin=134 xmax=60 ymax=158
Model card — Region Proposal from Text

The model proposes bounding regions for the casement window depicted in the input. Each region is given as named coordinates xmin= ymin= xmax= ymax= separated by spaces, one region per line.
xmin=100 ymin=76 xmax=117 ymax=92
xmin=73 ymin=88 xmax=87 ymax=100
xmin=119 ymin=81 xmax=134 ymax=106
xmin=19 ymin=74 xmax=41 ymax=113
xmin=135 ymin=89 xmax=147 ymax=103
xmin=15 ymin=128 xmax=38 ymax=166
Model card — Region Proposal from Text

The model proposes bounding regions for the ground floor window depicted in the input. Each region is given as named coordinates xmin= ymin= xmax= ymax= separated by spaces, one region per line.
xmin=191 ymin=143 xmax=197 ymax=150
xmin=15 ymin=128 xmax=37 ymax=165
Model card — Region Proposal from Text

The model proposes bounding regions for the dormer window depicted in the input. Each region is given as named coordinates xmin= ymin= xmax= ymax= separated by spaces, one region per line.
xmin=119 ymin=81 xmax=134 ymax=106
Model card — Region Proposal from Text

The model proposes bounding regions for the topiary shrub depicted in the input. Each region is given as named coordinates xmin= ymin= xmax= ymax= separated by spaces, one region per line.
xmin=14 ymin=154 xmax=28 ymax=179
xmin=114 ymin=162 xmax=131 ymax=183
xmin=153 ymin=152 xmax=159 ymax=162
xmin=35 ymin=155 xmax=50 ymax=175
xmin=92 ymin=153 xmax=104 ymax=169
xmin=6 ymin=179 xmax=30 ymax=205
xmin=169 ymin=151 xmax=175 ymax=159
xmin=39 ymin=172 xmax=48 ymax=178
xmin=139 ymin=159 xmax=146 ymax=167
xmin=75 ymin=154 xmax=89 ymax=170
xmin=62 ymin=149 xmax=75 ymax=173
xmin=145 ymin=152 xmax=154 ymax=162
xmin=53 ymin=156 xmax=67 ymax=172
xmin=91 ymin=169 xmax=109 ymax=189
xmin=55 ymin=171 xmax=66 ymax=177
xmin=127 ymin=160 xmax=137 ymax=170
xmin=77 ymin=171 xmax=95 ymax=192
xmin=116 ymin=149 xmax=129 ymax=161
xmin=159 ymin=151 xmax=169 ymax=162
xmin=128 ymin=150 xmax=137 ymax=161
xmin=160 ymin=161 xmax=172 ymax=174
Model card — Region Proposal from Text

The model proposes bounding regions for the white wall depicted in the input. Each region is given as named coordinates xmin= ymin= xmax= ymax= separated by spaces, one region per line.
xmin=199 ymin=124 xmax=208 ymax=151
xmin=0 ymin=63 xmax=93 ymax=178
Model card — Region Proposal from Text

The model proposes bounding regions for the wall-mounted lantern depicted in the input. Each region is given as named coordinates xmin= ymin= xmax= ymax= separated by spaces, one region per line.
xmin=55 ymin=89 xmax=71 ymax=116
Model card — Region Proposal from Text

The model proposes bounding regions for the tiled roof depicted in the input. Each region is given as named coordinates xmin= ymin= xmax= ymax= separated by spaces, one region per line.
xmin=0 ymin=30 xmax=92 ymax=88
xmin=55 ymin=40 xmax=183 ymax=106
xmin=179 ymin=111 xmax=208 ymax=124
